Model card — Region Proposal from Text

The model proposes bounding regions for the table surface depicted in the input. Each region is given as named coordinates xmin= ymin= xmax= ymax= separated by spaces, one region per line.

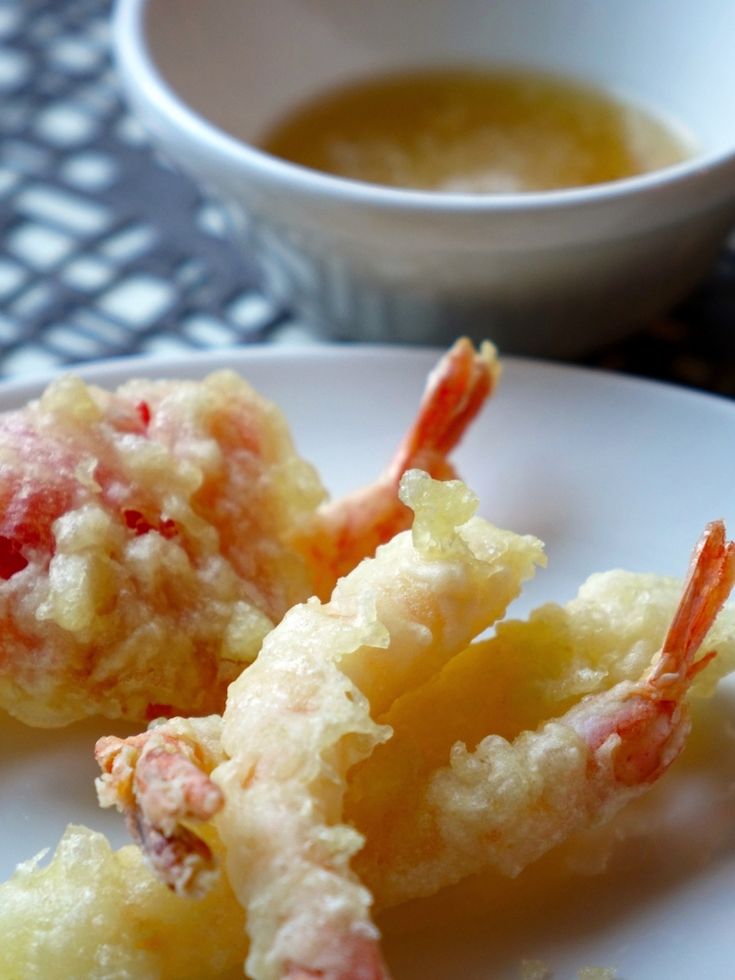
xmin=1 ymin=0 xmax=734 ymax=397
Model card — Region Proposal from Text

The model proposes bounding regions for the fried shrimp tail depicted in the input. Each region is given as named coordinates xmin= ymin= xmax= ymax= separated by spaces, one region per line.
xmin=388 ymin=337 xmax=497 ymax=479
xmin=212 ymin=471 xmax=543 ymax=980
xmin=567 ymin=520 xmax=735 ymax=788
xmin=95 ymin=715 xmax=226 ymax=897
xmin=650 ymin=519 xmax=735 ymax=693
xmin=295 ymin=338 xmax=500 ymax=597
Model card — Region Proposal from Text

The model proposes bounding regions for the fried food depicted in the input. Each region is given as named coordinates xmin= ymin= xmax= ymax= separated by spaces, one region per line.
xmin=347 ymin=562 xmax=735 ymax=905
xmin=0 ymin=339 xmax=498 ymax=727
xmin=349 ymin=520 xmax=735 ymax=906
xmin=0 ymin=824 xmax=246 ymax=980
xmin=94 ymin=477 xmax=733 ymax=980
xmin=0 ymin=369 xmax=321 ymax=728
xmin=212 ymin=471 xmax=544 ymax=980
xmin=4 ymin=472 xmax=733 ymax=980
xmin=95 ymin=715 xmax=226 ymax=897
xmin=95 ymin=471 xmax=544 ymax=978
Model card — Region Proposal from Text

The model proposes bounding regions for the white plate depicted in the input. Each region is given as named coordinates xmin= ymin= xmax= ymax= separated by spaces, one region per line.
xmin=1 ymin=346 xmax=735 ymax=979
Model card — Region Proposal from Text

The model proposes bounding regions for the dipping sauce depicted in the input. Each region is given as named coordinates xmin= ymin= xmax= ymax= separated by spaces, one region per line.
xmin=258 ymin=67 xmax=693 ymax=193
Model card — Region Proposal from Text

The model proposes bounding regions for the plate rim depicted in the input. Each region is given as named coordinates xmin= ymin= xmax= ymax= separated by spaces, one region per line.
xmin=0 ymin=343 xmax=733 ymax=421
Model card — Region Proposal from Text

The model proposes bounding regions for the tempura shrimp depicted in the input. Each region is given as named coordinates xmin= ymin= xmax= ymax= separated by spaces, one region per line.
xmin=98 ymin=470 xmax=544 ymax=979
xmin=95 ymin=542 xmax=735 ymax=910
xmin=5 ymin=481 xmax=735 ymax=979
xmin=348 ymin=519 xmax=735 ymax=906
xmin=0 ymin=339 xmax=497 ymax=727
xmin=97 ymin=485 xmax=734 ymax=980
xmin=214 ymin=471 xmax=543 ymax=980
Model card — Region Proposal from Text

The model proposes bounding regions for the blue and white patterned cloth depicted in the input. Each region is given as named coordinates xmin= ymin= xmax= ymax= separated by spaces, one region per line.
xmin=0 ymin=0 xmax=313 ymax=378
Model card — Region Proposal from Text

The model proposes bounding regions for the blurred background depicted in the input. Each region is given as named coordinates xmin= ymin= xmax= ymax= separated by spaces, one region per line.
xmin=0 ymin=0 xmax=733 ymax=394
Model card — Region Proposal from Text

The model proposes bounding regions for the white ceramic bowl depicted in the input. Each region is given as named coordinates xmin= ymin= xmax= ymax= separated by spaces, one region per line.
xmin=113 ymin=0 xmax=735 ymax=356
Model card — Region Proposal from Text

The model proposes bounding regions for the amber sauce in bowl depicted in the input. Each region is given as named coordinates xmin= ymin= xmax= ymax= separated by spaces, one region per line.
xmin=258 ymin=68 xmax=692 ymax=193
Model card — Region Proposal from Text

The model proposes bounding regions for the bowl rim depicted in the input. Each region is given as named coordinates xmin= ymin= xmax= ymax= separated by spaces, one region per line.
xmin=113 ymin=0 xmax=735 ymax=216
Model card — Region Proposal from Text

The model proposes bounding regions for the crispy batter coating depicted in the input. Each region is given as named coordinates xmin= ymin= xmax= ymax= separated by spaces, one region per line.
xmin=0 ymin=825 xmax=246 ymax=980
xmin=3 ymin=536 xmax=734 ymax=979
xmin=0 ymin=339 xmax=499 ymax=728
xmin=212 ymin=472 xmax=544 ymax=980
xmin=90 ymin=485 xmax=732 ymax=980
xmin=0 ymin=371 xmax=324 ymax=727
xmin=347 ymin=569 xmax=735 ymax=892
xmin=347 ymin=527 xmax=735 ymax=906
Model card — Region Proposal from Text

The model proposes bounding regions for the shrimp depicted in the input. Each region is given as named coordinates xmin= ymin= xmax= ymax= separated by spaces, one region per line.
xmin=95 ymin=715 xmax=226 ymax=898
xmin=8 ymin=498 xmax=735 ymax=979
xmin=96 ymin=547 xmax=735 ymax=913
xmin=295 ymin=338 xmax=499 ymax=597
xmin=209 ymin=470 xmax=544 ymax=980
xmin=94 ymin=486 xmax=733 ymax=979
xmin=94 ymin=471 xmax=542 ymax=979
xmin=348 ymin=520 xmax=735 ymax=907
xmin=0 ymin=339 xmax=497 ymax=727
